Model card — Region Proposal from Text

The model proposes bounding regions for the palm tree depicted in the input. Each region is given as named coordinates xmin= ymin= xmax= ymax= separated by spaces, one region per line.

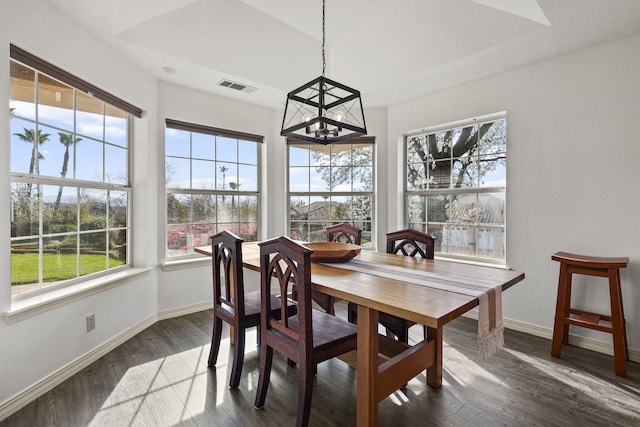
xmin=55 ymin=132 xmax=82 ymax=208
xmin=219 ymin=165 xmax=228 ymax=190
xmin=14 ymin=128 xmax=50 ymax=175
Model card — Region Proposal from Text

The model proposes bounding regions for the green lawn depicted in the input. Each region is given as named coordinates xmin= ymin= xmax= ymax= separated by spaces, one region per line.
xmin=11 ymin=252 xmax=126 ymax=285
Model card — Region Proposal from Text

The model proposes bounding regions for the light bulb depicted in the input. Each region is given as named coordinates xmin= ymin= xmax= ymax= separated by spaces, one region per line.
xmin=334 ymin=111 xmax=345 ymax=122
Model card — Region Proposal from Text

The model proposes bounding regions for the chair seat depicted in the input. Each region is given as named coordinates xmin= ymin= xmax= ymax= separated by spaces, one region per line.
xmin=242 ymin=291 xmax=294 ymax=323
xmin=288 ymin=310 xmax=358 ymax=351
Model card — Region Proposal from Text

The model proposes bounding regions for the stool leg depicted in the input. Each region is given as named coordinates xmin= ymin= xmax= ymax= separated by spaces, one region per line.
xmin=608 ymin=268 xmax=628 ymax=377
xmin=552 ymin=263 xmax=571 ymax=357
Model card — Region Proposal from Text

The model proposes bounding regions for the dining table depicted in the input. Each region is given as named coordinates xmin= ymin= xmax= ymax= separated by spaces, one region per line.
xmin=195 ymin=241 xmax=525 ymax=426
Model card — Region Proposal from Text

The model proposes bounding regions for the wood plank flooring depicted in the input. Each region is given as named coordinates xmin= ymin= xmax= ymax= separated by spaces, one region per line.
xmin=2 ymin=304 xmax=639 ymax=426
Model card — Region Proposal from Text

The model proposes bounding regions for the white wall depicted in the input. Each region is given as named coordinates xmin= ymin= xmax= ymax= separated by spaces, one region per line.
xmin=387 ymin=34 xmax=640 ymax=351
xmin=0 ymin=0 xmax=159 ymax=408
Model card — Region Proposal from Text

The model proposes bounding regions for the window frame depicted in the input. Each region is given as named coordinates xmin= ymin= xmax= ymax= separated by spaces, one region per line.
xmin=286 ymin=137 xmax=376 ymax=247
xmin=164 ymin=119 xmax=263 ymax=260
xmin=9 ymin=47 xmax=137 ymax=301
xmin=404 ymin=112 xmax=507 ymax=265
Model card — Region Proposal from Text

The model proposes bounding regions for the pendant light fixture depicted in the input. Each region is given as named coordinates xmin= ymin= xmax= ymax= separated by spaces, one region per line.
xmin=280 ymin=0 xmax=367 ymax=144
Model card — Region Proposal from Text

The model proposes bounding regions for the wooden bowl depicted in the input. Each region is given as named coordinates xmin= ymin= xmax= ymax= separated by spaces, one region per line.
xmin=305 ymin=242 xmax=361 ymax=263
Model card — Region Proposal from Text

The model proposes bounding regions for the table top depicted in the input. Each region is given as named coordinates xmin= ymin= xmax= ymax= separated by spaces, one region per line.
xmin=195 ymin=242 xmax=525 ymax=329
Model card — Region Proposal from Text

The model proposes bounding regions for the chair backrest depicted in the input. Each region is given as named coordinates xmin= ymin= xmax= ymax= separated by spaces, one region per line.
xmin=259 ymin=236 xmax=313 ymax=360
xmin=386 ymin=229 xmax=436 ymax=259
xmin=211 ymin=230 xmax=245 ymax=319
xmin=326 ymin=222 xmax=362 ymax=245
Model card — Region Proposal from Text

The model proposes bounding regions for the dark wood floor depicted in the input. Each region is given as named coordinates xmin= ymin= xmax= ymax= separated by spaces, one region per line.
xmin=2 ymin=304 xmax=640 ymax=427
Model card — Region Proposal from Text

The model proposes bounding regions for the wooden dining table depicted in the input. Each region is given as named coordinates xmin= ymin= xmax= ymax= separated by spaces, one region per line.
xmin=196 ymin=242 xmax=525 ymax=426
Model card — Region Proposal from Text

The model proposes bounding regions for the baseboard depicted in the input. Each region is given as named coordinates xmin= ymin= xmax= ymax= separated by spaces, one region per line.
xmin=157 ymin=301 xmax=213 ymax=321
xmin=463 ymin=311 xmax=640 ymax=363
xmin=0 ymin=314 xmax=157 ymax=422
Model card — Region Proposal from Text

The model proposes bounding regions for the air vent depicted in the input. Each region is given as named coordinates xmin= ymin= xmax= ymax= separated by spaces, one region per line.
xmin=218 ymin=79 xmax=257 ymax=93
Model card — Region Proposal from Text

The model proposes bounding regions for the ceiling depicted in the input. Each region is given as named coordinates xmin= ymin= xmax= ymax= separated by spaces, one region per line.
xmin=47 ymin=0 xmax=640 ymax=109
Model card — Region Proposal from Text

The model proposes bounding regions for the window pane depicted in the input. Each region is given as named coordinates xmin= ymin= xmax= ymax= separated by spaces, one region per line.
xmin=166 ymin=157 xmax=190 ymax=189
xmin=192 ymin=159 xmax=215 ymax=190
xmin=290 ymin=196 xmax=309 ymax=221
xmin=407 ymin=136 xmax=427 ymax=164
xmin=289 ymin=145 xmax=309 ymax=166
xmin=37 ymin=74 xmax=74 ymax=132
xmin=351 ymin=196 xmax=372 ymax=220
xmin=239 ymin=140 xmax=258 ymax=165
xmin=166 ymin=128 xmax=190 ymax=157
xmin=105 ymin=144 xmax=127 ymax=184
xmin=216 ymin=162 xmax=237 ymax=191
xmin=80 ymin=232 xmax=107 ymax=276
xmin=428 ymin=131 xmax=451 ymax=159
xmin=478 ymin=193 xmax=505 ymax=224
xmin=217 ymin=195 xmax=235 ymax=223
xmin=43 ymin=234 xmax=78 ymax=285
xmin=216 ymin=136 xmax=237 ymax=162
xmin=36 ymin=124 xmax=67 ymax=178
xmin=332 ymin=167 xmax=352 ymax=191
xmin=479 ymin=154 xmax=506 ymax=188
xmin=10 ymin=61 xmax=36 ymax=120
xmin=310 ymin=167 xmax=331 ymax=191
xmin=11 ymin=183 xmax=39 ymax=238
xmin=108 ymin=230 xmax=127 ymax=267
xmin=353 ymin=167 xmax=373 ymax=191
xmin=330 ymin=196 xmax=350 ymax=221
xmin=192 ymin=133 xmax=215 ymax=160
xmin=11 ymin=238 xmax=40 ymax=294
xmin=167 ymin=224 xmax=190 ymax=256
xmin=289 ymin=167 xmax=309 ymax=192
xmin=479 ymin=119 xmax=506 ymax=154
xmin=167 ymin=194 xmax=190 ymax=224
xmin=290 ymin=221 xmax=309 ymax=241
xmin=75 ymin=138 xmax=103 ymax=181
xmin=477 ymin=226 xmax=505 ymax=259
xmin=105 ymin=104 xmax=127 ymax=147
xmin=76 ymin=91 xmax=105 ymax=140
xmin=451 ymin=156 xmax=478 ymax=188
xmin=427 ymin=194 xmax=449 ymax=223
xmin=109 ymin=191 xmax=128 ymax=228
xmin=428 ymin=160 xmax=451 ymax=189
xmin=43 ymin=185 xmax=77 ymax=234
xmin=407 ymin=161 xmax=428 ymax=190
xmin=238 ymin=164 xmax=257 ymax=192
xmin=193 ymin=194 xmax=215 ymax=223
xmin=407 ymin=195 xmax=426 ymax=223
xmin=80 ymin=188 xmax=107 ymax=231
xmin=310 ymin=146 xmax=330 ymax=166
xmin=10 ymin=118 xmax=37 ymax=175
xmin=238 ymin=196 xmax=258 ymax=222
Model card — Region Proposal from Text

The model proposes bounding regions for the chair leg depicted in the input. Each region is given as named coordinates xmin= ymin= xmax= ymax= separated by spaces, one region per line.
xmin=208 ymin=316 xmax=223 ymax=367
xmin=347 ymin=302 xmax=358 ymax=324
xmin=254 ymin=345 xmax=273 ymax=409
xmin=296 ymin=359 xmax=315 ymax=427
xmin=229 ymin=326 xmax=246 ymax=388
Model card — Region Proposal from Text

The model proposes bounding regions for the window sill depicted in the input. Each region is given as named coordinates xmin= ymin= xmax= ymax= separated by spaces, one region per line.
xmin=161 ymin=256 xmax=210 ymax=271
xmin=3 ymin=268 xmax=152 ymax=324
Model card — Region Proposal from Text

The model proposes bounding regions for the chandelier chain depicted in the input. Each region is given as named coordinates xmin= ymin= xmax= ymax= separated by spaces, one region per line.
xmin=322 ymin=0 xmax=326 ymax=77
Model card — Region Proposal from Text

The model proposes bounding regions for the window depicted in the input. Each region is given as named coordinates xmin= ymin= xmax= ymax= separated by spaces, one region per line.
xmin=165 ymin=119 xmax=262 ymax=258
xmin=9 ymin=46 xmax=139 ymax=298
xmin=288 ymin=137 xmax=375 ymax=247
xmin=405 ymin=113 xmax=506 ymax=264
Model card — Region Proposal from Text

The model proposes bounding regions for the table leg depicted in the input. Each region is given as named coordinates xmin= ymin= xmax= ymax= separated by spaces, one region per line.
xmin=357 ymin=305 xmax=379 ymax=427
xmin=426 ymin=326 xmax=442 ymax=388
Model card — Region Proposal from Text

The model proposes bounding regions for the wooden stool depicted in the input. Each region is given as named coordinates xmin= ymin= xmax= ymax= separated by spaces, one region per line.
xmin=551 ymin=251 xmax=629 ymax=376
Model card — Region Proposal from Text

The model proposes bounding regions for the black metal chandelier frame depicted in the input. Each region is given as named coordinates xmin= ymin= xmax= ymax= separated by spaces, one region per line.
xmin=280 ymin=0 xmax=367 ymax=145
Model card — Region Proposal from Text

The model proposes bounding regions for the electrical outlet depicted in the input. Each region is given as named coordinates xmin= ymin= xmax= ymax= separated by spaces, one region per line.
xmin=86 ymin=314 xmax=95 ymax=332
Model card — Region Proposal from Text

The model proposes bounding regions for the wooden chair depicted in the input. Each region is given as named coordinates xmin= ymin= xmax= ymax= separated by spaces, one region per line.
xmin=381 ymin=229 xmax=437 ymax=343
xmin=254 ymin=236 xmax=358 ymax=427
xmin=348 ymin=229 xmax=436 ymax=343
xmin=310 ymin=223 xmax=363 ymax=315
xmin=207 ymin=230 xmax=295 ymax=389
